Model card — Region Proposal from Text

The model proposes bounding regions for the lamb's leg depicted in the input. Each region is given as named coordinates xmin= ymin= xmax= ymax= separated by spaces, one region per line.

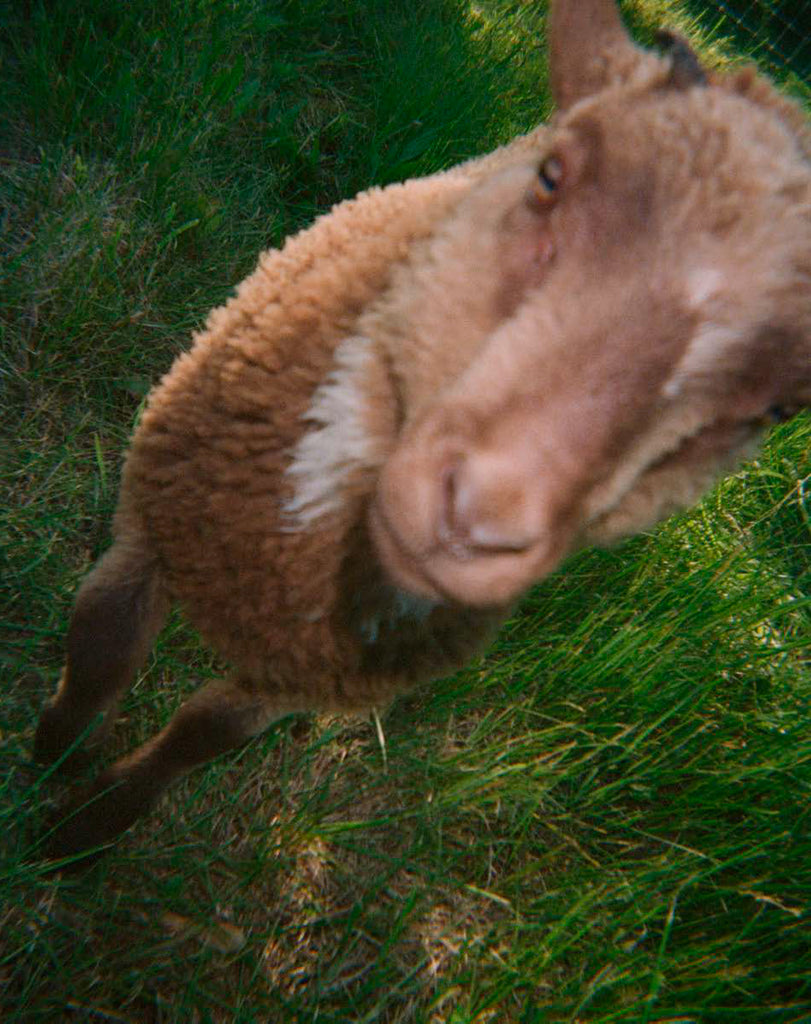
xmin=43 ymin=676 xmax=295 ymax=865
xmin=34 ymin=539 xmax=170 ymax=770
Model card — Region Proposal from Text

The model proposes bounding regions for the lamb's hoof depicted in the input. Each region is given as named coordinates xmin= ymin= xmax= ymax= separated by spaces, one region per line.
xmin=40 ymin=776 xmax=131 ymax=871
xmin=34 ymin=706 xmax=99 ymax=775
xmin=41 ymin=805 xmax=114 ymax=872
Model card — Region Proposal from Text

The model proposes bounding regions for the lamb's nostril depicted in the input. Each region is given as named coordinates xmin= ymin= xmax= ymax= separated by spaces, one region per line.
xmin=438 ymin=461 xmax=475 ymax=559
xmin=439 ymin=456 xmax=540 ymax=557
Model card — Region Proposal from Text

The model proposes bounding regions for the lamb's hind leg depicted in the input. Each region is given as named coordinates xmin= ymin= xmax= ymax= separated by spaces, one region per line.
xmin=34 ymin=538 xmax=170 ymax=770
xmin=44 ymin=675 xmax=296 ymax=865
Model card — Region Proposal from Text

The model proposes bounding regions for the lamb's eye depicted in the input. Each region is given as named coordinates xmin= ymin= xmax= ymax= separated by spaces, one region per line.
xmin=536 ymin=155 xmax=564 ymax=197
xmin=765 ymin=405 xmax=796 ymax=424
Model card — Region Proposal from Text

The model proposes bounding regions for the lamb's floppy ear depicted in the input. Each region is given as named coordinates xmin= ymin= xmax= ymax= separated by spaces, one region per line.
xmin=548 ymin=0 xmax=655 ymax=111
xmin=655 ymin=31 xmax=708 ymax=89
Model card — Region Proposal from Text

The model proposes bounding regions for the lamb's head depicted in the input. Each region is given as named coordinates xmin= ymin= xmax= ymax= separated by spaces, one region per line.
xmin=365 ymin=0 xmax=810 ymax=609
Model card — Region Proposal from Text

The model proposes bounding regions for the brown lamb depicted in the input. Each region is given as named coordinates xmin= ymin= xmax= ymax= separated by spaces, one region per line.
xmin=35 ymin=0 xmax=811 ymax=864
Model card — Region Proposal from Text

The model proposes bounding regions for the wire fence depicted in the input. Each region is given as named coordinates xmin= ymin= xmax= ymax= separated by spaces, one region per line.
xmin=699 ymin=0 xmax=810 ymax=81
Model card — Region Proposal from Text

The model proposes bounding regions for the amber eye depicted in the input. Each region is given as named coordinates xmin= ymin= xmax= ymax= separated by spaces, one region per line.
xmin=536 ymin=155 xmax=564 ymax=197
xmin=765 ymin=405 xmax=797 ymax=424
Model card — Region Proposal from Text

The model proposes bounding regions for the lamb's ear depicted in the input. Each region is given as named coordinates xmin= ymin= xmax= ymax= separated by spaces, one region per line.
xmin=655 ymin=31 xmax=708 ymax=89
xmin=548 ymin=0 xmax=655 ymax=111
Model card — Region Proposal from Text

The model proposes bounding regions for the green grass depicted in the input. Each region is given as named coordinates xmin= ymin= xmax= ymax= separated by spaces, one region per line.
xmin=1 ymin=0 xmax=809 ymax=1020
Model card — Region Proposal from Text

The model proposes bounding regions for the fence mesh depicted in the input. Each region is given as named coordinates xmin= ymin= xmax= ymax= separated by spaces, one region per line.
xmin=698 ymin=1 xmax=809 ymax=81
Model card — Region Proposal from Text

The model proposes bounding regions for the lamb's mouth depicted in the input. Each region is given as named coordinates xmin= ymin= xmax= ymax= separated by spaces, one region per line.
xmin=584 ymin=415 xmax=764 ymax=537
xmin=369 ymin=488 xmax=570 ymax=609
xmin=370 ymin=412 xmax=770 ymax=606
xmin=642 ymin=415 xmax=765 ymax=479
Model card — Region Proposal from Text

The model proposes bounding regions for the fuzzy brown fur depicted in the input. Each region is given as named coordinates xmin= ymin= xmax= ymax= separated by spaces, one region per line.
xmin=35 ymin=0 xmax=810 ymax=864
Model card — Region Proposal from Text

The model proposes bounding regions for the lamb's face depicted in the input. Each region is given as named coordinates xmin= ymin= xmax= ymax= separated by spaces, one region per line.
xmin=370 ymin=76 xmax=811 ymax=608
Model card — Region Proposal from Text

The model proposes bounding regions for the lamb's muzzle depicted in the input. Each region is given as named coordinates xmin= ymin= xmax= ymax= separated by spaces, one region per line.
xmin=371 ymin=403 xmax=579 ymax=606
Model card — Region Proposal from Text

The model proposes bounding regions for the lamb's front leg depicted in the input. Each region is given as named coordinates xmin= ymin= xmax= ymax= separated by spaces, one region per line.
xmin=43 ymin=676 xmax=301 ymax=867
xmin=34 ymin=539 xmax=169 ymax=771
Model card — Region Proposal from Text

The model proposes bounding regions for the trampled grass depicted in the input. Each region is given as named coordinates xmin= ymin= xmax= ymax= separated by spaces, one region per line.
xmin=1 ymin=0 xmax=809 ymax=1020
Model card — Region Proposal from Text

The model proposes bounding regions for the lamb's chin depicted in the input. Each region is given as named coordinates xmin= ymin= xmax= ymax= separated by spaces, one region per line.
xmin=368 ymin=499 xmax=445 ymax=603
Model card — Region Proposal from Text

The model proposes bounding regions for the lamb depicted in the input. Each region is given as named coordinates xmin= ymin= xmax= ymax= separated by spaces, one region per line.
xmin=34 ymin=0 xmax=811 ymax=865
